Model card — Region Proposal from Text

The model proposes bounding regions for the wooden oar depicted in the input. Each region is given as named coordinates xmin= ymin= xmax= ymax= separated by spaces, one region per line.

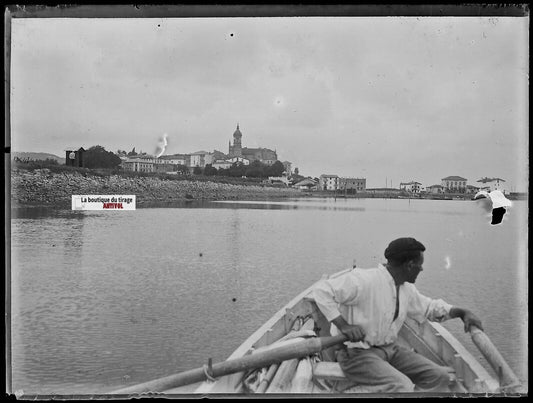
xmin=255 ymin=362 xmax=280 ymax=393
xmin=111 ymin=333 xmax=348 ymax=394
xmin=469 ymin=325 xmax=521 ymax=391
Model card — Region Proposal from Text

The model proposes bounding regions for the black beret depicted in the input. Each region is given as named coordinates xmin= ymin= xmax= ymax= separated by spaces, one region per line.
xmin=384 ymin=237 xmax=426 ymax=259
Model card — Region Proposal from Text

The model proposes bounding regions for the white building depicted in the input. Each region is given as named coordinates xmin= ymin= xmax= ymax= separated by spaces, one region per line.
xmin=476 ymin=177 xmax=508 ymax=194
xmin=293 ymin=178 xmax=317 ymax=190
xmin=400 ymin=181 xmax=422 ymax=193
xmin=190 ymin=151 xmax=214 ymax=168
xmin=441 ymin=176 xmax=467 ymax=192
xmin=212 ymin=159 xmax=232 ymax=170
xmin=319 ymin=174 xmax=340 ymax=191
xmin=122 ymin=155 xmax=158 ymax=172
xmin=426 ymin=184 xmax=444 ymax=194
xmin=160 ymin=154 xmax=187 ymax=166
xmin=227 ymin=156 xmax=250 ymax=166
xmin=268 ymin=172 xmax=290 ymax=186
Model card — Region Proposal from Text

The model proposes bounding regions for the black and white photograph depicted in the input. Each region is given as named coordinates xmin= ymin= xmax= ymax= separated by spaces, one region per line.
xmin=6 ymin=4 xmax=528 ymax=398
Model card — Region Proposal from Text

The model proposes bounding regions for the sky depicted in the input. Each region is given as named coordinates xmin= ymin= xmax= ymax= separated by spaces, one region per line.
xmin=9 ymin=14 xmax=529 ymax=190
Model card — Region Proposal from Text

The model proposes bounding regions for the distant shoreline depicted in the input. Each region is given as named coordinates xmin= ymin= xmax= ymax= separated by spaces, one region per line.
xmin=9 ymin=166 xmax=302 ymax=208
xmin=10 ymin=166 xmax=527 ymax=209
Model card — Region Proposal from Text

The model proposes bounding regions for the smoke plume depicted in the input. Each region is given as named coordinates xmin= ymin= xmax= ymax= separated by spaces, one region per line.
xmin=155 ymin=133 xmax=168 ymax=158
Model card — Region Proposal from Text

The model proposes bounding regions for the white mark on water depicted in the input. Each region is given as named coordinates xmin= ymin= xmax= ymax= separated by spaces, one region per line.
xmin=444 ymin=256 xmax=451 ymax=270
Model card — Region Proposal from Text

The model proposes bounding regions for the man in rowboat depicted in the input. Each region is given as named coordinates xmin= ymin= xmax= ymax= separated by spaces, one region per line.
xmin=312 ymin=237 xmax=483 ymax=393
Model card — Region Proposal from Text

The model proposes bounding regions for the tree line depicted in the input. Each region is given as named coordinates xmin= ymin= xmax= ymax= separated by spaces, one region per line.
xmin=202 ymin=160 xmax=286 ymax=178
xmin=59 ymin=145 xmax=290 ymax=179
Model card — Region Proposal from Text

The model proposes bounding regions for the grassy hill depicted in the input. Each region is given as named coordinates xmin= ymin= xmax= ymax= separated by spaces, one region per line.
xmin=12 ymin=152 xmax=64 ymax=163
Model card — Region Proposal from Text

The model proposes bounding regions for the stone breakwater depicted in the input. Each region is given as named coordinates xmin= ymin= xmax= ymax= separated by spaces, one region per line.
xmin=10 ymin=168 xmax=301 ymax=207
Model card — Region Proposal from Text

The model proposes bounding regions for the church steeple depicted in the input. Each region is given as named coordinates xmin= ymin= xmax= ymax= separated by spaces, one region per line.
xmin=229 ymin=123 xmax=243 ymax=158
xmin=233 ymin=124 xmax=242 ymax=139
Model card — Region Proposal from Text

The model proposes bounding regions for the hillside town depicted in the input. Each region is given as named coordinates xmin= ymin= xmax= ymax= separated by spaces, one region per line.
xmin=44 ymin=124 xmax=518 ymax=199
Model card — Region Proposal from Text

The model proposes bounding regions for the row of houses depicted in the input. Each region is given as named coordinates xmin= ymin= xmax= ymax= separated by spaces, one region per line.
xmin=401 ymin=176 xmax=508 ymax=194
xmin=120 ymin=151 xmax=292 ymax=175
xmin=314 ymin=175 xmax=367 ymax=192
xmin=309 ymin=175 xmax=509 ymax=194
xmin=290 ymin=175 xmax=367 ymax=192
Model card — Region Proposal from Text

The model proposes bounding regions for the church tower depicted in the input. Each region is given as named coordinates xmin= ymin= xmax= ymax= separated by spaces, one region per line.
xmin=229 ymin=123 xmax=243 ymax=157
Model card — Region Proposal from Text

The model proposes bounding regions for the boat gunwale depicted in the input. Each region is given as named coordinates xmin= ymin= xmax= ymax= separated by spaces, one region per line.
xmin=194 ymin=267 xmax=501 ymax=394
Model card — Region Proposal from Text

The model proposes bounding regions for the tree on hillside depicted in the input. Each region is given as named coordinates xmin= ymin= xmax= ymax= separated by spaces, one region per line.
xmin=227 ymin=162 xmax=246 ymax=177
xmin=245 ymin=160 xmax=266 ymax=178
xmin=193 ymin=166 xmax=203 ymax=175
xmin=84 ymin=145 xmax=122 ymax=169
xmin=204 ymin=164 xmax=218 ymax=176
xmin=127 ymin=147 xmax=137 ymax=156
xmin=266 ymin=160 xmax=285 ymax=177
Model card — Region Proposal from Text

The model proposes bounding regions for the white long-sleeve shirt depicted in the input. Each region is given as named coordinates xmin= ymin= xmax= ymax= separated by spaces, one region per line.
xmin=312 ymin=264 xmax=452 ymax=349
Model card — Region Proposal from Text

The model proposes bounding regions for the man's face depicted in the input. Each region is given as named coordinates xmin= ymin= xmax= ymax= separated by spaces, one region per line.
xmin=406 ymin=252 xmax=424 ymax=283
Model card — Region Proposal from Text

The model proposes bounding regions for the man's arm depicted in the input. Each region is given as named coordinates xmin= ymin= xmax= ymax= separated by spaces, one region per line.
xmin=311 ymin=274 xmax=360 ymax=323
xmin=331 ymin=315 xmax=366 ymax=342
xmin=311 ymin=273 xmax=366 ymax=342
xmin=449 ymin=307 xmax=484 ymax=333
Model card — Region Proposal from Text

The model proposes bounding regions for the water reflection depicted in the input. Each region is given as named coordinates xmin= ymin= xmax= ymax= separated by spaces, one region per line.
xmin=138 ymin=199 xmax=367 ymax=212
xmin=10 ymin=198 xmax=489 ymax=217
xmin=134 ymin=198 xmax=475 ymax=215
xmin=11 ymin=207 xmax=88 ymax=220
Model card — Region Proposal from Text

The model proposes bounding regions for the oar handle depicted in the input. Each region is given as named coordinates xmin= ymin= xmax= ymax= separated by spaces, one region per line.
xmin=319 ymin=333 xmax=349 ymax=349
xmin=469 ymin=325 xmax=521 ymax=391
xmin=112 ymin=333 xmax=349 ymax=394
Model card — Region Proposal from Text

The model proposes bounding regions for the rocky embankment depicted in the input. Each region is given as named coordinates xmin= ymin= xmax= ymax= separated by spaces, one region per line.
xmin=11 ymin=168 xmax=301 ymax=207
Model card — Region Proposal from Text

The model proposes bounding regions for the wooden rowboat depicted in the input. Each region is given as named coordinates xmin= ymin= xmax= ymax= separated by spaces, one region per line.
xmin=113 ymin=268 xmax=521 ymax=395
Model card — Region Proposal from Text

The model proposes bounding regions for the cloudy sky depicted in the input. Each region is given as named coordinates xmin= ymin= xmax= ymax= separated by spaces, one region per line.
xmin=10 ymin=14 xmax=528 ymax=190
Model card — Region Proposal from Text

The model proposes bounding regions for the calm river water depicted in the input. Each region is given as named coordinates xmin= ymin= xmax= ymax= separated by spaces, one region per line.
xmin=9 ymin=197 xmax=528 ymax=395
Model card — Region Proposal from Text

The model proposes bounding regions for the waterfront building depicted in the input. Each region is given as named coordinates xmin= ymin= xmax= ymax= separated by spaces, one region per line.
xmin=399 ymin=181 xmax=422 ymax=193
xmin=319 ymin=174 xmax=340 ymax=191
xmin=476 ymin=177 xmax=507 ymax=193
xmin=426 ymin=184 xmax=444 ymax=194
xmin=441 ymin=176 xmax=467 ymax=193
xmin=339 ymin=177 xmax=367 ymax=193
xmin=293 ymin=178 xmax=318 ymax=190
xmin=466 ymin=184 xmax=481 ymax=194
